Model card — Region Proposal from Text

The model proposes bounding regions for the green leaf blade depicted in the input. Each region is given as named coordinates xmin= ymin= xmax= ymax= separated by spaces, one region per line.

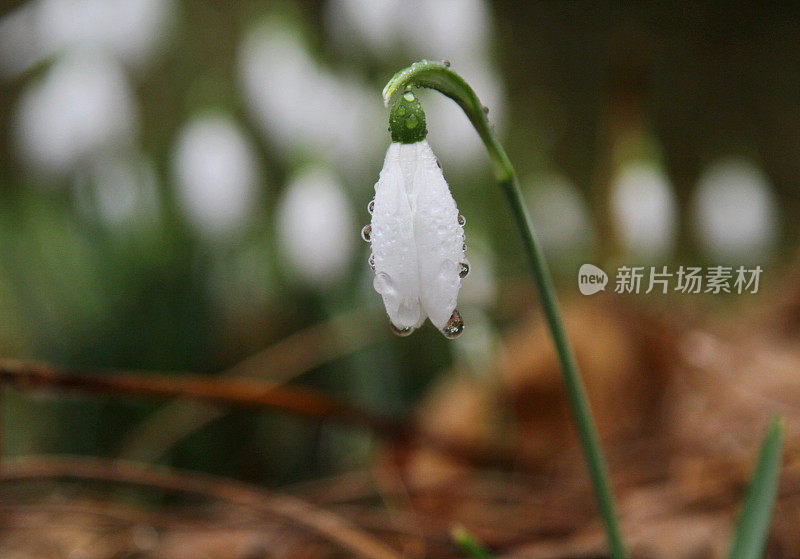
xmin=728 ymin=417 xmax=785 ymax=559
xmin=451 ymin=525 xmax=494 ymax=559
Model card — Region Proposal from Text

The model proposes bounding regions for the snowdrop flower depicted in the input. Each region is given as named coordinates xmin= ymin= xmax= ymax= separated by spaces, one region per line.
xmin=362 ymin=90 xmax=468 ymax=339
xmin=172 ymin=112 xmax=260 ymax=238
xmin=238 ymin=20 xmax=383 ymax=176
xmin=610 ymin=161 xmax=677 ymax=260
xmin=277 ymin=165 xmax=356 ymax=286
xmin=692 ymin=158 xmax=778 ymax=262
xmin=14 ymin=50 xmax=136 ymax=175
xmin=0 ymin=0 xmax=174 ymax=77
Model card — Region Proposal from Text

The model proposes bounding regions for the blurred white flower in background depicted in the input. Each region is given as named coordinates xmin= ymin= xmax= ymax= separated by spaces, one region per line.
xmin=456 ymin=236 xmax=496 ymax=309
xmin=14 ymin=51 xmax=137 ymax=175
xmin=0 ymin=2 xmax=42 ymax=77
xmin=400 ymin=0 xmax=504 ymax=172
xmin=325 ymin=0 xmax=490 ymax=62
xmin=423 ymin=65 xmax=504 ymax=172
xmin=401 ymin=0 xmax=491 ymax=61
xmin=324 ymin=0 xmax=504 ymax=171
xmin=526 ymin=173 xmax=595 ymax=256
xmin=325 ymin=0 xmax=402 ymax=58
xmin=0 ymin=0 xmax=174 ymax=77
xmin=276 ymin=166 xmax=356 ymax=287
xmin=238 ymin=20 xmax=383 ymax=178
xmin=75 ymin=152 xmax=161 ymax=230
xmin=610 ymin=162 xmax=677 ymax=260
xmin=172 ymin=113 xmax=261 ymax=238
xmin=692 ymin=158 xmax=778 ymax=263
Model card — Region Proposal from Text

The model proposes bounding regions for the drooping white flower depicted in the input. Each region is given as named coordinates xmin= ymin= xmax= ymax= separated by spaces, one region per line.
xmin=363 ymin=91 xmax=468 ymax=338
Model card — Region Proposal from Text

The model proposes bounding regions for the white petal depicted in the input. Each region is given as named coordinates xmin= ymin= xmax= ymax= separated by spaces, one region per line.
xmin=412 ymin=140 xmax=465 ymax=330
xmin=370 ymin=143 xmax=424 ymax=329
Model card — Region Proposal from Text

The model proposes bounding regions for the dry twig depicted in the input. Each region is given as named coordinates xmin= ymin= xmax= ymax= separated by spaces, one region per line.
xmin=0 ymin=359 xmax=526 ymax=471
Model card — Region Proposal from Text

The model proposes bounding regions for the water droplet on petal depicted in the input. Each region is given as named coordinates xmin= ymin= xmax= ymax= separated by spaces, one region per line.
xmin=441 ymin=309 xmax=464 ymax=339
xmin=361 ymin=224 xmax=372 ymax=242
xmin=397 ymin=107 xmax=406 ymax=116
xmin=482 ymin=105 xmax=490 ymax=114
xmin=397 ymin=298 xmax=420 ymax=325
xmin=462 ymin=242 xmax=467 ymax=252
xmin=390 ymin=323 xmax=415 ymax=337
xmin=405 ymin=114 xmax=419 ymax=129
xmin=368 ymin=254 xmax=375 ymax=270
xmin=443 ymin=60 xmax=451 ymax=67
xmin=403 ymin=91 xmax=415 ymax=102
xmin=457 ymin=214 xmax=466 ymax=226
xmin=439 ymin=259 xmax=459 ymax=278
xmin=459 ymin=262 xmax=470 ymax=278
xmin=367 ymin=199 xmax=375 ymax=214
xmin=373 ymin=271 xmax=395 ymax=295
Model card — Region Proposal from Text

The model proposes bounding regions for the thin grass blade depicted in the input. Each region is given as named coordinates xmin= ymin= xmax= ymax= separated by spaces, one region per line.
xmin=452 ymin=525 xmax=493 ymax=559
xmin=728 ymin=417 xmax=784 ymax=559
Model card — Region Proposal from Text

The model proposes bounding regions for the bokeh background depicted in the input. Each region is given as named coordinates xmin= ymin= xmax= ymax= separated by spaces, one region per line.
xmin=1 ymin=1 xmax=800 ymax=557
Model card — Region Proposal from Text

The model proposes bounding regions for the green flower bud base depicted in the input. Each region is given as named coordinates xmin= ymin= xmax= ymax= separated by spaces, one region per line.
xmin=389 ymin=90 xmax=427 ymax=144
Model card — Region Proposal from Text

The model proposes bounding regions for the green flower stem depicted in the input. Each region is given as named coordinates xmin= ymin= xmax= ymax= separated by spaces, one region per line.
xmin=385 ymin=60 xmax=628 ymax=559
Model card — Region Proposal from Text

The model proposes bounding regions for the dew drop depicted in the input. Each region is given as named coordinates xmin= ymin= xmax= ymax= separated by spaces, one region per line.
xmin=441 ymin=309 xmax=464 ymax=339
xmin=390 ymin=323 xmax=415 ymax=337
xmin=439 ymin=259 xmax=459 ymax=277
xmin=368 ymin=254 xmax=375 ymax=270
xmin=459 ymin=262 xmax=470 ymax=278
xmin=405 ymin=114 xmax=419 ymax=129
xmin=367 ymin=199 xmax=375 ymax=214
xmin=403 ymin=91 xmax=415 ymax=102
xmin=457 ymin=214 xmax=466 ymax=226
xmin=482 ymin=105 xmax=490 ymax=114
xmin=443 ymin=60 xmax=451 ymax=67
xmin=436 ymin=158 xmax=442 ymax=169
xmin=373 ymin=271 xmax=394 ymax=295
xmin=397 ymin=107 xmax=406 ymax=116
xmin=360 ymin=224 xmax=372 ymax=242
xmin=462 ymin=242 xmax=467 ymax=252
